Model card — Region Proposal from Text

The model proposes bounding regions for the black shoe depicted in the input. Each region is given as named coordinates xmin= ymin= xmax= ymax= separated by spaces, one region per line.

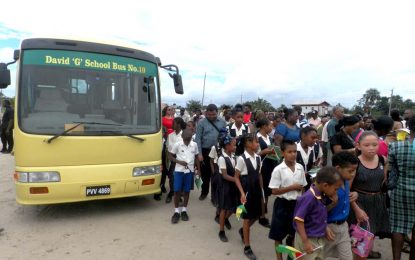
xmin=171 ymin=213 xmax=180 ymax=224
xmin=244 ymin=247 xmax=257 ymax=260
xmin=161 ymin=185 xmax=167 ymax=193
xmin=0 ymin=149 xmax=6 ymax=152
xmin=258 ymin=217 xmax=271 ymax=228
xmin=214 ymin=214 xmax=219 ymax=224
xmin=0 ymin=228 xmax=4 ymax=234
xmin=218 ymin=231 xmax=228 ymax=242
xmin=225 ymin=218 xmax=232 ymax=230
xmin=238 ymin=228 xmax=244 ymax=242
xmin=1 ymin=150 xmax=10 ymax=154
xmin=199 ymin=194 xmax=207 ymax=201
xmin=153 ymin=194 xmax=161 ymax=201
xmin=181 ymin=211 xmax=189 ymax=221
xmin=165 ymin=193 xmax=173 ymax=203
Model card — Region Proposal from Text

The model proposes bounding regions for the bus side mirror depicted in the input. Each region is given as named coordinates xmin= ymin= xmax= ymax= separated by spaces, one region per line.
xmin=0 ymin=63 xmax=11 ymax=89
xmin=172 ymin=73 xmax=183 ymax=94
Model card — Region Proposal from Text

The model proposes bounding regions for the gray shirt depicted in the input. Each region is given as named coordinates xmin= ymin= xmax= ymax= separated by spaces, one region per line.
xmin=195 ymin=117 xmax=227 ymax=152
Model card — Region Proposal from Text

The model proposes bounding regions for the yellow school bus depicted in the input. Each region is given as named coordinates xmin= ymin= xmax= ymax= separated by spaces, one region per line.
xmin=0 ymin=38 xmax=183 ymax=205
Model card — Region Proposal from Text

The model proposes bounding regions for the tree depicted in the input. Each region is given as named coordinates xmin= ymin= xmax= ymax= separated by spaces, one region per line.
xmin=186 ymin=99 xmax=202 ymax=113
xmin=358 ymin=88 xmax=381 ymax=114
xmin=373 ymin=96 xmax=390 ymax=116
xmin=351 ymin=105 xmax=365 ymax=115
xmin=244 ymin=98 xmax=276 ymax=112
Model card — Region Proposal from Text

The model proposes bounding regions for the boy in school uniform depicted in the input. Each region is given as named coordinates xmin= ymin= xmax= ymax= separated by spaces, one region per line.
xmin=324 ymin=152 xmax=359 ymax=260
xmin=169 ymin=130 xmax=201 ymax=224
xmin=269 ymin=140 xmax=308 ymax=260
xmin=293 ymin=167 xmax=342 ymax=260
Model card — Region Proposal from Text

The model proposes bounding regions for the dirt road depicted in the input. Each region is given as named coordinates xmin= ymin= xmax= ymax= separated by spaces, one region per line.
xmin=0 ymin=154 xmax=407 ymax=259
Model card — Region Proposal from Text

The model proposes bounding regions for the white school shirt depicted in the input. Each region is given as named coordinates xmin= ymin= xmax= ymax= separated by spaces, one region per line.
xmin=268 ymin=161 xmax=307 ymax=200
xmin=257 ymin=132 xmax=271 ymax=145
xmin=171 ymin=141 xmax=199 ymax=172
xmin=217 ymin=152 xmax=236 ymax=174
xmin=209 ymin=146 xmax=219 ymax=164
xmin=167 ymin=130 xmax=183 ymax=153
xmin=296 ymin=141 xmax=316 ymax=168
xmin=230 ymin=123 xmax=251 ymax=136
xmin=235 ymin=151 xmax=261 ymax=176
xmin=321 ymin=121 xmax=329 ymax=142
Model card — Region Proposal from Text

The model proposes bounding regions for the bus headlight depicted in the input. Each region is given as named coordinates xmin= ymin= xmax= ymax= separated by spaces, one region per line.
xmin=133 ymin=165 xmax=161 ymax=177
xmin=15 ymin=172 xmax=61 ymax=183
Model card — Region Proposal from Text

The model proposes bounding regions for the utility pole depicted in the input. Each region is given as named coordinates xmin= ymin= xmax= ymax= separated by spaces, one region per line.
xmin=388 ymin=88 xmax=394 ymax=116
xmin=240 ymin=92 xmax=243 ymax=104
xmin=201 ymin=72 xmax=206 ymax=107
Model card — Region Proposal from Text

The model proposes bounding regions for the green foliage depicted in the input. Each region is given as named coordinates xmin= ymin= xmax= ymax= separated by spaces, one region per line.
xmin=186 ymin=99 xmax=203 ymax=113
xmin=244 ymin=98 xmax=276 ymax=112
xmin=358 ymin=88 xmax=381 ymax=114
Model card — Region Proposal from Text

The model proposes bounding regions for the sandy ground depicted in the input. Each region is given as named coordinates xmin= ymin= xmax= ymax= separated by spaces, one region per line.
xmin=0 ymin=154 xmax=408 ymax=260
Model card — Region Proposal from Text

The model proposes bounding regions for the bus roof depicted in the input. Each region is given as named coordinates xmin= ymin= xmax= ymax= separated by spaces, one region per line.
xmin=20 ymin=37 xmax=160 ymax=64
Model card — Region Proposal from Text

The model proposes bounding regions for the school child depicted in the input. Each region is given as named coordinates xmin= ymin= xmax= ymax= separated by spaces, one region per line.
xmin=293 ymin=167 xmax=342 ymax=260
xmin=165 ymin=117 xmax=187 ymax=203
xmin=186 ymin=120 xmax=196 ymax=142
xmin=296 ymin=126 xmax=321 ymax=190
xmin=234 ymin=133 xmax=263 ymax=260
xmin=169 ymin=129 xmax=200 ymax=224
xmin=216 ymin=134 xmax=238 ymax=242
xmin=348 ymin=131 xmax=390 ymax=260
xmin=228 ymin=104 xmax=250 ymax=139
xmin=324 ymin=151 xmax=359 ymax=260
xmin=209 ymin=128 xmax=229 ymax=222
xmin=256 ymin=118 xmax=279 ymax=228
xmin=268 ymin=140 xmax=307 ymax=260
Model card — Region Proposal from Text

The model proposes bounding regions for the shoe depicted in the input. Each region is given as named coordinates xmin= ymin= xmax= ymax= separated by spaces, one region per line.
xmin=181 ymin=211 xmax=189 ymax=221
xmin=161 ymin=185 xmax=167 ymax=193
xmin=368 ymin=251 xmax=381 ymax=259
xmin=225 ymin=218 xmax=232 ymax=230
xmin=218 ymin=231 xmax=228 ymax=242
xmin=1 ymin=150 xmax=10 ymax=154
xmin=171 ymin=213 xmax=180 ymax=224
xmin=244 ymin=247 xmax=257 ymax=260
xmin=165 ymin=193 xmax=173 ymax=203
xmin=153 ymin=194 xmax=161 ymax=201
xmin=199 ymin=194 xmax=207 ymax=201
xmin=0 ymin=149 xmax=6 ymax=153
xmin=214 ymin=215 xmax=219 ymax=224
xmin=258 ymin=217 xmax=271 ymax=228
xmin=0 ymin=228 xmax=4 ymax=234
xmin=238 ymin=228 xmax=244 ymax=242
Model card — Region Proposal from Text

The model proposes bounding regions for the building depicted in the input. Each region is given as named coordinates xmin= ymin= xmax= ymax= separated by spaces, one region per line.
xmin=292 ymin=101 xmax=331 ymax=116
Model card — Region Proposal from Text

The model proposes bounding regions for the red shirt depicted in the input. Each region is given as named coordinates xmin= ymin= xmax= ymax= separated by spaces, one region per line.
xmin=243 ymin=113 xmax=252 ymax=123
xmin=162 ymin=116 xmax=174 ymax=137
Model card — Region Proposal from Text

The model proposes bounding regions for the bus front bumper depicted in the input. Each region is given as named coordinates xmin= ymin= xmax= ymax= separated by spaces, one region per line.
xmin=15 ymin=163 xmax=161 ymax=205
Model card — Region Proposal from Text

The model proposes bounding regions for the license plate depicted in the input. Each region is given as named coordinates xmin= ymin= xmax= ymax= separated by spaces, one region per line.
xmin=86 ymin=185 xmax=111 ymax=196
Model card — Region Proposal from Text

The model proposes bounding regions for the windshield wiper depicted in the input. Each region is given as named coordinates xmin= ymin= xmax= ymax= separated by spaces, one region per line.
xmin=45 ymin=121 xmax=123 ymax=144
xmin=73 ymin=121 xmax=122 ymax=126
xmin=90 ymin=130 xmax=146 ymax=142
xmin=45 ymin=122 xmax=83 ymax=144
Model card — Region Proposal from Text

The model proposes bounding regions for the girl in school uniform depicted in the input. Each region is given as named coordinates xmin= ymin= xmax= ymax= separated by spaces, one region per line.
xmin=256 ymin=118 xmax=279 ymax=228
xmin=235 ymin=133 xmax=263 ymax=260
xmin=228 ymin=104 xmax=250 ymax=139
xmin=217 ymin=134 xmax=238 ymax=242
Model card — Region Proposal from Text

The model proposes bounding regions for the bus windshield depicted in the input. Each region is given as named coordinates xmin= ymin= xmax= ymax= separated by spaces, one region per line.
xmin=18 ymin=49 xmax=160 ymax=136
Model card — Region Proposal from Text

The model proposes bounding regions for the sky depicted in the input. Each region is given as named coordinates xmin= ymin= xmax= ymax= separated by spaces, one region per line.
xmin=1 ymin=0 xmax=415 ymax=109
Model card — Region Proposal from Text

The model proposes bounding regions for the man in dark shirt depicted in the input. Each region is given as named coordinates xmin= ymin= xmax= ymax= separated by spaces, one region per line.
xmin=1 ymin=100 xmax=14 ymax=153
xmin=195 ymin=104 xmax=226 ymax=200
